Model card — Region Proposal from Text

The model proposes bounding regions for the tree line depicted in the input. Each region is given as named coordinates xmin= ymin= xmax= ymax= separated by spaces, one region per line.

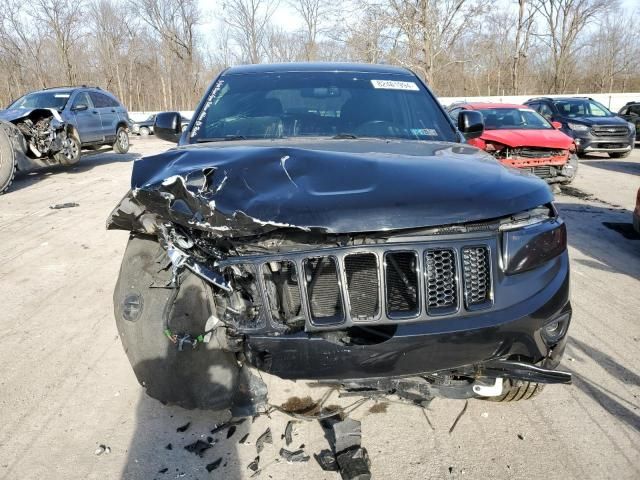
xmin=0 ymin=0 xmax=637 ymax=111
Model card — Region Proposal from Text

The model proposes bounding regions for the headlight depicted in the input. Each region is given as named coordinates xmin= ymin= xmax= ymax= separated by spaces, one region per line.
xmin=501 ymin=211 xmax=567 ymax=275
xmin=629 ymin=122 xmax=636 ymax=133
xmin=567 ymin=122 xmax=589 ymax=132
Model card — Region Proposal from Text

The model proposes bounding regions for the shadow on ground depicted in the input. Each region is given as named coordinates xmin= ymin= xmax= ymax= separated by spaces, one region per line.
xmin=579 ymin=158 xmax=640 ymax=176
xmin=566 ymin=337 xmax=640 ymax=433
xmin=8 ymin=149 xmax=141 ymax=193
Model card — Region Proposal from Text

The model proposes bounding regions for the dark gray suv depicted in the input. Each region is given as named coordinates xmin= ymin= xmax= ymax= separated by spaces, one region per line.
xmin=5 ymin=86 xmax=131 ymax=163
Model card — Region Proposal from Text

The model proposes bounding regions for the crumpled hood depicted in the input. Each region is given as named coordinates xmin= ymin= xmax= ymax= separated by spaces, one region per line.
xmin=0 ymin=107 xmax=63 ymax=123
xmin=108 ymin=138 xmax=552 ymax=236
xmin=481 ymin=129 xmax=573 ymax=149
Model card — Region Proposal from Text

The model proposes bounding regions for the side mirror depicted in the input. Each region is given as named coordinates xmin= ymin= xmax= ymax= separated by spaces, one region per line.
xmin=154 ymin=111 xmax=182 ymax=143
xmin=458 ymin=110 xmax=484 ymax=140
xmin=551 ymin=121 xmax=562 ymax=129
xmin=72 ymin=104 xmax=88 ymax=112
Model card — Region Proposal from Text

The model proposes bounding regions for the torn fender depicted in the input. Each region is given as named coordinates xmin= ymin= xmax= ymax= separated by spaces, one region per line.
xmin=107 ymin=138 xmax=552 ymax=237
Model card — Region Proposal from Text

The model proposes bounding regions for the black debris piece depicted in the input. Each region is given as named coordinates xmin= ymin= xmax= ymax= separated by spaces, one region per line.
xmin=255 ymin=428 xmax=272 ymax=454
xmin=449 ymin=466 xmax=453 ymax=474
xmin=207 ymin=436 xmax=214 ymax=443
xmin=314 ymin=449 xmax=338 ymax=472
xmin=165 ymin=443 xmax=173 ymax=450
xmin=159 ymin=467 xmax=169 ymax=474
xmin=176 ymin=422 xmax=191 ymax=433
xmin=282 ymin=421 xmax=295 ymax=446
xmin=279 ymin=448 xmax=310 ymax=463
xmin=184 ymin=440 xmax=212 ymax=457
xmin=517 ymin=433 xmax=525 ymax=440
xmin=299 ymin=444 xmax=305 ymax=449
xmin=248 ymin=456 xmax=260 ymax=472
xmin=211 ymin=418 xmax=246 ymax=435
xmin=239 ymin=433 xmax=250 ymax=444
xmin=49 ymin=202 xmax=79 ymax=209
xmin=206 ymin=458 xmax=223 ymax=472
xmin=336 ymin=447 xmax=371 ymax=480
xmin=227 ymin=425 xmax=237 ymax=439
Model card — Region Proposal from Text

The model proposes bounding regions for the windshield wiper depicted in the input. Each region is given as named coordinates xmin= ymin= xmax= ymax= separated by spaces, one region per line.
xmin=196 ymin=135 xmax=248 ymax=143
xmin=332 ymin=133 xmax=358 ymax=139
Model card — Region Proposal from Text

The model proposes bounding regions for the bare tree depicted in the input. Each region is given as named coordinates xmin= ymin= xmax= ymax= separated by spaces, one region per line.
xmin=30 ymin=0 xmax=85 ymax=85
xmin=222 ymin=0 xmax=279 ymax=64
xmin=289 ymin=0 xmax=334 ymax=60
xmin=533 ymin=0 xmax=608 ymax=93
xmin=511 ymin=0 xmax=537 ymax=94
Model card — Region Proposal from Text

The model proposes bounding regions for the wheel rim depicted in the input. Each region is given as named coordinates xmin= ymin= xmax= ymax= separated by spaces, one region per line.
xmin=118 ymin=130 xmax=129 ymax=149
xmin=64 ymin=137 xmax=79 ymax=161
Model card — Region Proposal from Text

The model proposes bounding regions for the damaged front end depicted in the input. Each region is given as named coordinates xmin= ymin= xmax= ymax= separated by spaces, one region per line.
xmin=110 ymin=141 xmax=572 ymax=411
xmin=486 ymin=143 xmax=578 ymax=184
xmin=0 ymin=108 xmax=74 ymax=194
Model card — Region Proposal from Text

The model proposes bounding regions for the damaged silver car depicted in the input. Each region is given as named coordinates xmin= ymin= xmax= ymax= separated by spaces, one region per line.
xmin=109 ymin=63 xmax=572 ymax=412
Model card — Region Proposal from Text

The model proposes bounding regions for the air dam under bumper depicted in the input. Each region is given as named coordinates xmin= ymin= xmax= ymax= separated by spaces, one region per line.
xmin=245 ymin=254 xmax=570 ymax=381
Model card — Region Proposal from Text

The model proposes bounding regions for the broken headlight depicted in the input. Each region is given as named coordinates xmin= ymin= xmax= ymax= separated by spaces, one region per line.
xmin=500 ymin=206 xmax=567 ymax=275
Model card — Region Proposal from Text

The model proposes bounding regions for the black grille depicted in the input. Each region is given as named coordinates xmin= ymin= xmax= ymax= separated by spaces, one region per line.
xmin=462 ymin=247 xmax=491 ymax=308
xmin=345 ymin=253 xmax=379 ymax=320
xmin=385 ymin=252 xmax=419 ymax=316
xmin=591 ymin=125 xmax=628 ymax=137
xmin=425 ymin=249 xmax=458 ymax=314
xmin=520 ymin=165 xmax=555 ymax=178
xmin=262 ymin=261 xmax=302 ymax=326
xmin=304 ymin=257 xmax=344 ymax=323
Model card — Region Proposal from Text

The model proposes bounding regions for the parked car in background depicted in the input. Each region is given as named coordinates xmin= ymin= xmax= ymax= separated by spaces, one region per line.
xmin=109 ymin=63 xmax=572 ymax=413
xmin=448 ymin=102 xmax=577 ymax=184
xmin=132 ymin=114 xmax=191 ymax=136
xmin=617 ymin=102 xmax=640 ymax=142
xmin=0 ymin=86 xmax=130 ymax=194
xmin=524 ymin=97 xmax=635 ymax=158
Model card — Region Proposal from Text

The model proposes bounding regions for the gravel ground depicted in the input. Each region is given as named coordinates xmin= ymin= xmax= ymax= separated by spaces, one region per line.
xmin=0 ymin=137 xmax=638 ymax=480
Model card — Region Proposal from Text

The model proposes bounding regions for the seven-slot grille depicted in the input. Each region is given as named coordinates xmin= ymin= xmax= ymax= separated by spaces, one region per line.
xmin=591 ymin=125 xmax=629 ymax=137
xmin=255 ymin=244 xmax=493 ymax=327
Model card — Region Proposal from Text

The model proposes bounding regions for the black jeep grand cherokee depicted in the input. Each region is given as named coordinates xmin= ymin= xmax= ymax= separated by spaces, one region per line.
xmin=109 ymin=63 xmax=571 ymax=411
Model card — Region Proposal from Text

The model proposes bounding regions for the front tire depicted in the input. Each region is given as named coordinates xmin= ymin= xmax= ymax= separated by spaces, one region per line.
xmin=608 ymin=151 xmax=631 ymax=159
xmin=483 ymin=379 xmax=545 ymax=402
xmin=113 ymin=127 xmax=130 ymax=154
xmin=55 ymin=131 xmax=81 ymax=166
xmin=0 ymin=125 xmax=17 ymax=194
xmin=139 ymin=126 xmax=150 ymax=137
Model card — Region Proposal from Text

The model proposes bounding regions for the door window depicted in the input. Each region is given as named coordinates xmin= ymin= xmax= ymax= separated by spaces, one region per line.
xmin=72 ymin=92 xmax=93 ymax=110
xmin=538 ymin=103 xmax=553 ymax=119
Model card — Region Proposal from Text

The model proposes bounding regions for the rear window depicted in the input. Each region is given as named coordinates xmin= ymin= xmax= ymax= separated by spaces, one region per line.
xmin=190 ymin=71 xmax=458 ymax=143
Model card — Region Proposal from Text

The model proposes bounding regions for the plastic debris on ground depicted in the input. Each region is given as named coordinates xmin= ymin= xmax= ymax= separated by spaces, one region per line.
xmin=317 ymin=417 xmax=372 ymax=480
xmin=282 ymin=420 xmax=296 ymax=446
xmin=176 ymin=422 xmax=191 ymax=433
xmin=49 ymin=202 xmax=79 ymax=209
xmin=255 ymin=427 xmax=272 ymax=454
xmin=279 ymin=448 xmax=310 ymax=463
xmin=206 ymin=458 xmax=223 ymax=472
xmin=314 ymin=449 xmax=338 ymax=472
xmin=247 ymin=456 xmax=260 ymax=472
xmin=94 ymin=444 xmax=111 ymax=456
xmin=184 ymin=439 xmax=213 ymax=457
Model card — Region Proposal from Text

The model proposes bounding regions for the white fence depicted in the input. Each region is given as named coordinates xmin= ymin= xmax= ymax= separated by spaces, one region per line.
xmin=438 ymin=93 xmax=640 ymax=113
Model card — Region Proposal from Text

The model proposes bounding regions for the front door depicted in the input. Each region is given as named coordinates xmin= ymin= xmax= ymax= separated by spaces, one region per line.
xmin=70 ymin=92 xmax=102 ymax=143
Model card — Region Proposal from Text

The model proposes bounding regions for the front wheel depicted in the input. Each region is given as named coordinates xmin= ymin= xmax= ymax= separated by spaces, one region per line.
xmin=55 ymin=132 xmax=81 ymax=166
xmin=139 ymin=126 xmax=150 ymax=137
xmin=113 ymin=127 xmax=130 ymax=154
xmin=608 ymin=151 xmax=631 ymax=159
xmin=0 ymin=125 xmax=17 ymax=194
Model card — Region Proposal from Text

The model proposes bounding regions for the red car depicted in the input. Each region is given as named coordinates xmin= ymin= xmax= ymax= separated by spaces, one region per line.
xmin=448 ymin=102 xmax=577 ymax=184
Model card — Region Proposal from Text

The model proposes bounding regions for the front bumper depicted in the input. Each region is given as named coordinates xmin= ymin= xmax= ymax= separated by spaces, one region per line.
xmin=569 ymin=131 xmax=634 ymax=154
xmin=245 ymin=253 xmax=571 ymax=381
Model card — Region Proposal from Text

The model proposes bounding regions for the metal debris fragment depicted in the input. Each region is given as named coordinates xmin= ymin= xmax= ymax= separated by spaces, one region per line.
xmin=158 ymin=467 xmax=169 ymax=474
xmin=333 ymin=418 xmax=362 ymax=453
xmin=255 ymin=427 xmax=273 ymax=454
xmin=448 ymin=399 xmax=469 ymax=434
xmin=206 ymin=458 xmax=223 ymax=472
xmin=50 ymin=202 xmax=79 ymax=209
xmin=282 ymin=420 xmax=296 ymax=446
xmin=279 ymin=448 xmax=310 ymax=463
xmin=184 ymin=439 xmax=213 ymax=457
xmin=165 ymin=443 xmax=173 ymax=450
xmin=227 ymin=425 xmax=237 ymax=439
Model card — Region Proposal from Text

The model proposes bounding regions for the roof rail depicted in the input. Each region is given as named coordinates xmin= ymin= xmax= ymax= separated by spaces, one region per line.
xmin=41 ymin=85 xmax=101 ymax=90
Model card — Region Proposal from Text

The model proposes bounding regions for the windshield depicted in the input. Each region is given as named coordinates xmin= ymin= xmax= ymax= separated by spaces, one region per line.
xmin=478 ymin=108 xmax=552 ymax=130
xmin=553 ymin=99 xmax=612 ymax=117
xmin=190 ymin=71 xmax=457 ymax=143
xmin=8 ymin=91 xmax=72 ymax=110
